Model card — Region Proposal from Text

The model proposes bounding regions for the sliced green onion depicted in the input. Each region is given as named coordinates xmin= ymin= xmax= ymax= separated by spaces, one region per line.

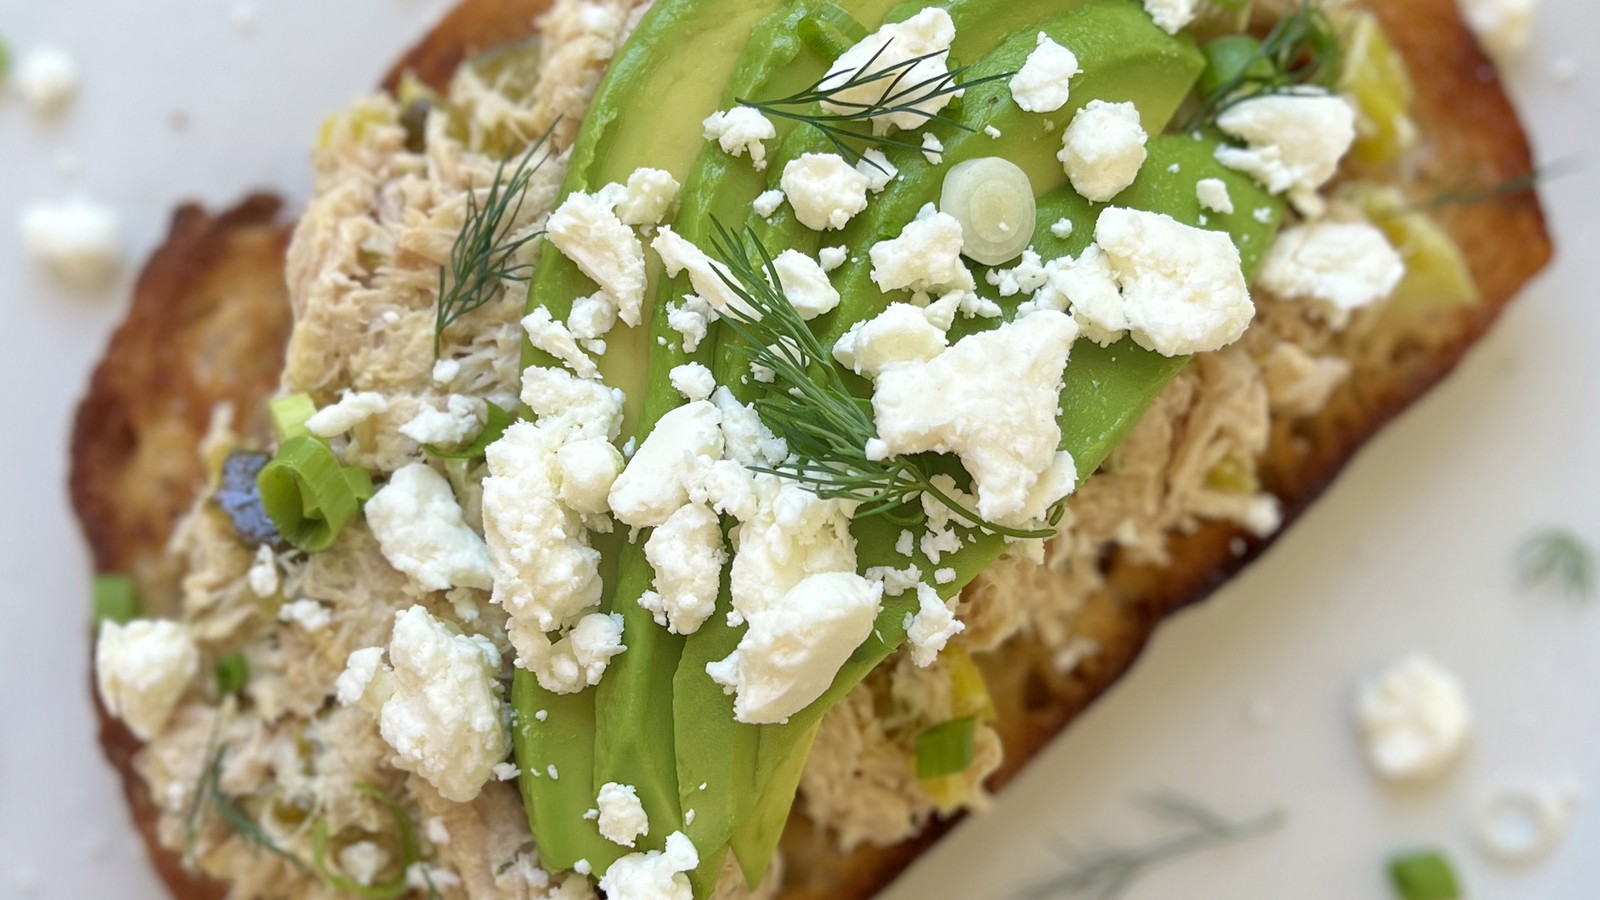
xmin=93 ymin=574 xmax=142 ymax=625
xmin=941 ymin=158 xmax=1036 ymax=266
xmin=215 ymin=652 xmax=250 ymax=698
xmin=915 ymin=716 xmax=977 ymax=780
xmin=270 ymin=394 xmax=318 ymax=443
xmin=1389 ymin=849 xmax=1462 ymax=900
xmin=423 ymin=401 xmax=512 ymax=461
xmin=312 ymin=783 xmax=420 ymax=899
xmin=798 ymin=3 xmax=868 ymax=61
xmin=0 ymin=35 xmax=11 ymax=88
xmin=257 ymin=436 xmax=370 ymax=554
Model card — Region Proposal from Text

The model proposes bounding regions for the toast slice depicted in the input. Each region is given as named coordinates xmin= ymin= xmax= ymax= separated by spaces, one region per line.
xmin=70 ymin=1 xmax=1551 ymax=898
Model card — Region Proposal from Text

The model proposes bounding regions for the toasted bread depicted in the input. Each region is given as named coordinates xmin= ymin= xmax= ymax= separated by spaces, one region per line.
xmin=70 ymin=1 xmax=1550 ymax=898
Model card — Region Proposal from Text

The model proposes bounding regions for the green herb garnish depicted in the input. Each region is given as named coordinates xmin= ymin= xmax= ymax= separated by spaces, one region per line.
xmin=257 ymin=436 xmax=374 ymax=554
xmin=434 ymin=129 xmax=554 ymax=356
xmin=915 ymin=716 xmax=977 ymax=780
xmin=269 ymin=393 xmax=318 ymax=443
xmin=214 ymin=652 xmax=250 ymax=698
xmin=1185 ymin=0 xmax=1343 ymax=131
xmin=1388 ymin=849 xmax=1462 ymax=900
xmin=93 ymin=574 xmax=143 ymax=625
xmin=706 ymin=220 xmax=1052 ymax=539
xmin=740 ymin=44 xmax=1012 ymax=167
xmin=1518 ymin=527 xmax=1594 ymax=600
xmin=185 ymin=735 xmax=306 ymax=872
xmin=1016 ymin=793 xmax=1283 ymax=899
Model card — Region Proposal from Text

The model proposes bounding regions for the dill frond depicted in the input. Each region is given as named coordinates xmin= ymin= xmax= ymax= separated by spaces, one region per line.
xmin=740 ymin=42 xmax=1012 ymax=167
xmin=1017 ymin=793 xmax=1284 ymax=900
xmin=705 ymin=220 xmax=1053 ymax=540
xmin=1417 ymin=157 xmax=1579 ymax=213
xmin=434 ymin=127 xmax=556 ymax=356
xmin=184 ymin=734 xmax=307 ymax=872
xmin=1518 ymin=528 xmax=1594 ymax=600
xmin=1185 ymin=1 xmax=1343 ymax=131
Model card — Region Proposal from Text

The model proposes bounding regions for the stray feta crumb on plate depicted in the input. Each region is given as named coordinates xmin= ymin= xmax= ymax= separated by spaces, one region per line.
xmin=15 ymin=45 xmax=78 ymax=114
xmin=20 ymin=196 xmax=123 ymax=288
xmin=1009 ymin=32 xmax=1079 ymax=113
xmin=1355 ymin=652 xmax=1473 ymax=784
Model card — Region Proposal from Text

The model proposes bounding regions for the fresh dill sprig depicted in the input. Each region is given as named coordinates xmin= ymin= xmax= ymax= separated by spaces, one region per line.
xmin=1016 ymin=793 xmax=1284 ymax=900
xmin=184 ymin=733 xmax=307 ymax=872
xmin=740 ymin=43 xmax=1013 ymax=167
xmin=1518 ymin=528 xmax=1594 ymax=600
xmin=1417 ymin=157 xmax=1579 ymax=213
xmin=434 ymin=127 xmax=555 ymax=357
xmin=706 ymin=220 xmax=1051 ymax=540
xmin=1184 ymin=1 xmax=1343 ymax=131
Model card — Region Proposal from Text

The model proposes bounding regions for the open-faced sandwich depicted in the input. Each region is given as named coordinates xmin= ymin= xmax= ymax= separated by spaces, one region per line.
xmin=70 ymin=0 xmax=1552 ymax=897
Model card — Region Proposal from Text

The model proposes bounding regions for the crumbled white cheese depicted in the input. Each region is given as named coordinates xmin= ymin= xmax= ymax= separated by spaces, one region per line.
xmin=781 ymin=153 xmax=872 ymax=232
xmin=95 ymin=619 xmax=199 ymax=741
xmin=752 ymin=189 xmax=785 ymax=219
xmin=772 ymin=249 xmax=841 ymax=320
xmin=1196 ymin=178 xmax=1235 ymax=214
xmin=1257 ymin=222 xmax=1406 ymax=326
xmin=666 ymin=295 xmax=713 ymax=352
xmin=246 ymin=544 xmax=279 ymax=598
xmin=15 ymin=46 xmax=79 ymax=115
xmin=922 ymin=133 xmax=945 ymax=165
xmin=985 ymin=249 xmax=1049 ymax=297
xmin=1356 ymin=653 xmax=1473 ymax=784
xmin=492 ymin=763 xmax=521 ymax=782
xmin=668 ymin=363 xmax=716 ymax=402
xmin=19 ymin=196 xmax=123 ymax=288
xmin=904 ymin=583 xmax=963 ymax=667
xmin=598 ymin=831 xmax=699 ymax=900
xmin=431 ymin=359 xmax=461 ymax=385
xmin=726 ymin=473 xmax=857 ymax=621
xmin=569 ymin=291 xmax=621 ymax=343
xmin=819 ymin=245 xmax=848 ymax=272
xmin=617 ymin=168 xmax=680 ymax=226
xmin=278 ymin=598 xmax=332 ymax=632
xmin=640 ymin=503 xmax=726 ymax=635
xmin=1095 ymin=207 xmax=1253 ymax=356
xmin=1459 ymin=0 xmax=1537 ymax=64
xmin=702 ymin=107 xmax=778 ymax=171
xmin=707 ymin=572 xmax=883 ymax=724
xmin=547 ymin=190 xmax=648 ymax=326
xmin=865 ymin=564 xmax=924 ymax=597
xmin=524 ymin=307 xmax=600 ymax=379
xmin=869 ymin=312 xmax=1079 ymax=522
xmin=711 ymin=387 xmax=788 ymax=470
xmin=832 ymin=303 xmax=948 ymax=378
xmin=1059 ymin=100 xmax=1148 ymax=203
xmin=534 ymin=612 xmax=627 ymax=694
xmin=856 ymin=149 xmax=898 ymax=194
xmin=1215 ymin=90 xmax=1356 ymax=215
xmin=868 ymin=212 xmax=975 ymax=298
xmin=307 ymin=390 xmax=389 ymax=438
xmin=556 ymin=438 xmax=624 ymax=516
xmin=1050 ymin=218 xmax=1075 ymax=239
xmin=1010 ymin=33 xmax=1080 ymax=113
xmin=359 ymin=607 xmax=509 ymax=803
xmin=336 ymin=647 xmax=386 ymax=707
xmin=1026 ymin=244 xmax=1125 ymax=345
xmin=400 ymin=395 xmax=483 ymax=447
xmin=1143 ymin=0 xmax=1200 ymax=34
xmin=338 ymin=842 xmax=391 ymax=888
xmin=609 ymin=400 xmax=723 ymax=528
xmin=821 ymin=8 xmax=958 ymax=134
xmin=596 ymin=783 xmax=650 ymax=848
xmin=366 ymin=463 xmax=493 ymax=592
xmin=652 ymin=226 xmax=752 ymax=318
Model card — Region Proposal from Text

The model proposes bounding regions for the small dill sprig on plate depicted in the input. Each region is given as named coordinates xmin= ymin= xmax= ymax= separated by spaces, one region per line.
xmin=1416 ymin=157 xmax=1579 ymax=214
xmin=1184 ymin=0 xmax=1343 ymax=131
xmin=1016 ymin=793 xmax=1284 ymax=900
xmin=739 ymin=43 xmax=1012 ymax=167
xmin=434 ymin=127 xmax=556 ymax=356
xmin=1518 ymin=527 xmax=1594 ymax=601
xmin=705 ymin=220 xmax=1051 ymax=540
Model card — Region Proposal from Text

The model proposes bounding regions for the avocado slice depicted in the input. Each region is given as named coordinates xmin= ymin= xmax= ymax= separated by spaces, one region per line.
xmin=513 ymin=0 xmax=791 ymax=873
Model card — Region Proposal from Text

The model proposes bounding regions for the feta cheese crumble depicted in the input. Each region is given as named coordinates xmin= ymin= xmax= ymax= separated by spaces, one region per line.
xmin=668 ymin=363 xmax=716 ymax=402
xmin=781 ymin=153 xmax=871 ymax=231
xmin=246 ymin=544 xmax=279 ymax=598
xmin=399 ymin=395 xmax=483 ymax=446
xmin=868 ymin=212 xmax=975 ymax=298
xmin=609 ymin=400 xmax=723 ymax=528
xmin=365 ymin=463 xmax=493 ymax=592
xmin=1215 ymin=90 xmax=1356 ymax=215
xmin=547 ymin=189 xmax=648 ymax=326
xmin=20 ymin=197 xmax=124 ymax=288
xmin=95 ymin=619 xmax=199 ymax=741
xmin=820 ymin=8 xmax=958 ymax=135
xmin=598 ymin=831 xmax=698 ymax=900
xmin=306 ymin=391 xmax=388 ymax=438
xmin=1009 ymin=33 xmax=1080 ymax=113
xmin=1195 ymin=178 xmax=1235 ymax=214
xmin=652 ymin=226 xmax=752 ymax=318
xmin=707 ymin=572 xmax=884 ymax=724
xmin=640 ymin=502 xmax=726 ymax=635
xmin=922 ymin=133 xmax=945 ymax=165
xmin=1059 ymin=100 xmax=1148 ymax=203
xmin=616 ymin=168 xmax=681 ymax=227
xmin=856 ymin=149 xmax=899 ymax=193
xmin=340 ymin=607 xmax=509 ymax=803
xmin=904 ymin=583 xmax=964 ymax=667
xmin=278 ymin=599 xmax=332 ymax=632
xmin=819 ymin=245 xmax=848 ymax=272
xmin=752 ymin=189 xmax=785 ymax=219
xmin=773 ymin=249 xmax=841 ymax=319
xmin=15 ymin=46 xmax=78 ymax=115
xmin=1257 ymin=222 xmax=1406 ymax=326
xmin=1142 ymin=0 xmax=1200 ymax=35
xmin=1459 ymin=0 xmax=1537 ymax=64
xmin=1095 ymin=207 xmax=1254 ymax=356
xmin=702 ymin=107 xmax=778 ymax=171
xmin=832 ymin=303 xmax=948 ymax=378
xmin=1355 ymin=653 xmax=1473 ymax=784
xmin=596 ymin=783 xmax=650 ymax=848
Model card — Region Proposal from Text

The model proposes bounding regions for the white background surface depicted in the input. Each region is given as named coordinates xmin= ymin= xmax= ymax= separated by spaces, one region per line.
xmin=0 ymin=2 xmax=1594 ymax=898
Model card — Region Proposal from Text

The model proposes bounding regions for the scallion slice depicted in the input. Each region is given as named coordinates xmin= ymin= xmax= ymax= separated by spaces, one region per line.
xmin=269 ymin=394 xmax=318 ymax=443
xmin=1389 ymin=849 xmax=1462 ymax=900
xmin=93 ymin=574 xmax=142 ymax=625
xmin=215 ymin=652 xmax=249 ymax=698
xmin=915 ymin=716 xmax=977 ymax=780
xmin=257 ymin=436 xmax=370 ymax=554
xmin=423 ymin=401 xmax=512 ymax=461
xmin=312 ymin=783 xmax=421 ymax=899
xmin=940 ymin=157 xmax=1037 ymax=266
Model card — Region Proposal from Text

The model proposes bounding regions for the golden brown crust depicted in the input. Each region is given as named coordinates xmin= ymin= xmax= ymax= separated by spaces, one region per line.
xmin=71 ymin=1 xmax=1551 ymax=898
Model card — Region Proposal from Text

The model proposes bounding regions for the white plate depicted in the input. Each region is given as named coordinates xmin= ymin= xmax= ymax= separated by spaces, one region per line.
xmin=1 ymin=2 xmax=1594 ymax=898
